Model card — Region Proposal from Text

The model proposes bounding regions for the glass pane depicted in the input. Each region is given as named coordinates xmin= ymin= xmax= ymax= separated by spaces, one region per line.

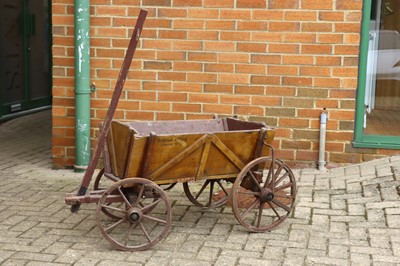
xmin=364 ymin=0 xmax=400 ymax=136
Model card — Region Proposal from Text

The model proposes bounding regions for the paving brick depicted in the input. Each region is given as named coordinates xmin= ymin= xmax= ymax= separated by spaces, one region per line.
xmin=285 ymin=247 xmax=326 ymax=257
xmin=214 ymin=255 xmax=238 ymax=266
xmin=351 ymin=246 xmax=393 ymax=256
xmin=282 ymin=254 xmax=305 ymax=265
xmin=329 ymin=244 xmax=349 ymax=259
xmin=73 ymin=258 xmax=100 ymax=266
xmin=0 ymin=250 xmax=15 ymax=264
xmin=238 ymin=257 xmax=281 ymax=266
xmin=372 ymin=255 xmax=400 ymax=264
xmin=2 ymin=259 xmax=30 ymax=265
xmin=386 ymin=215 xmax=400 ymax=228
xmin=349 ymin=228 xmax=368 ymax=240
xmin=345 ymin=165 xmax=361 ymax=175
xmin=10 ymin=252 xmax=56 ymax=262
xmin=196 ymin=246 xmax=220 ymax=261
xmin=330 ymin=221 xmax=348 ymax=234
xmin=306 ymin=256 xmax=348 ymax=265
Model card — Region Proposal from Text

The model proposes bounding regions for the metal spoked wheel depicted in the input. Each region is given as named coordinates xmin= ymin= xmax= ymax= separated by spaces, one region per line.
xmin=231 ymin=157 xmax=296 ymax=232
xmin=96 ymin=178 xmax=172 ymax=251
xmin=183 ymin=179 xmax=232 ymax=208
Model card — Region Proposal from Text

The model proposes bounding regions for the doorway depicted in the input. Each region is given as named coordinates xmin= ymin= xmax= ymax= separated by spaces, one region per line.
xmin=0 ymin=0 xmax=51 ymax=120
xmin=364 ymin=0 xmax=400 ymax=136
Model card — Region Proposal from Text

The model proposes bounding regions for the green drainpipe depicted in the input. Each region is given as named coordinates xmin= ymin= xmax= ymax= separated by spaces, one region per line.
xmin=74 ymin=0 xmax=91 ymax=172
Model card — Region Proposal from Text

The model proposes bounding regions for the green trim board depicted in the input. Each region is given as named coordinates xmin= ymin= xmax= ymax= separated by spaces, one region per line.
xmin=353 ymin=0 xmax=400 ymax=149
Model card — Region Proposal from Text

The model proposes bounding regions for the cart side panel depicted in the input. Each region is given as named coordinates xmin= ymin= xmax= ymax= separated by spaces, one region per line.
xmin=126 ymin=136 xmax=147 ymax=178
xmin=141 ymin=133 xmax=205 ymax=182
xmin=107 ymin=120 xmax=276 ymax=182
xmin=108 ymin=121 xmax=135 ymax=178
xmin=137 ymin=129 xmax=274 ymax=182
xmin=201 ymin=131 xmax=259 ymax=178
xmin=201 ymin=128 xmax=274 ymax=178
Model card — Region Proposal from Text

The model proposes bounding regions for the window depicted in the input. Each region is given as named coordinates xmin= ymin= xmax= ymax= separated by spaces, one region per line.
xmin=354 ymin=0 xmax=400 ymax=149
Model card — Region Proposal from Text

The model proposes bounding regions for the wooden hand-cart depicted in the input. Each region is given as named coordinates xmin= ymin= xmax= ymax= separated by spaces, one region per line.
xmin=65 ymin=10 xmax=297 ymax=251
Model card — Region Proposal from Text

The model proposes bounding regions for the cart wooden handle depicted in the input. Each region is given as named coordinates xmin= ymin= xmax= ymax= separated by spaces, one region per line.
xmin=71 ymin=9 xmax=148 ymax=213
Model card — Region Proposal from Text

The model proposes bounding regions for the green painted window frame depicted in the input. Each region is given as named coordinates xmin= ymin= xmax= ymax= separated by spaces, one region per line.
xmin=353 ymin=0 xmax=400 ymax=149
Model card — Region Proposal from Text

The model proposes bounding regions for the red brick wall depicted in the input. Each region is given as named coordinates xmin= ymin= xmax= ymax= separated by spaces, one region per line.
xmin=51 ymin=0 xmax=399 ymax=169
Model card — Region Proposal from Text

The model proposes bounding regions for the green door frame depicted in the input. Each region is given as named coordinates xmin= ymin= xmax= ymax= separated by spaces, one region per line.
xmin=0 ymin=0 xmax=52 ymax=121
xmin=353 ymin=0 xmax=400 ymax=149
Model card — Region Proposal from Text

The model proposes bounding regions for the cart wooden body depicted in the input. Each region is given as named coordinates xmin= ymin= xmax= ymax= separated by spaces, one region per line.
xmin=105 ymin=117 xmax=274 ymax=185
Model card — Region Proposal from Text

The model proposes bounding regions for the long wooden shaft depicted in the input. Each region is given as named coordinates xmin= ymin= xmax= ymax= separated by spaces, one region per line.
xmin=71 ymin=9 xmax=148 ymax=213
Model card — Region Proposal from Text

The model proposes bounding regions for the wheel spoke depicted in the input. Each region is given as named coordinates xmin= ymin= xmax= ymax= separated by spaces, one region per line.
xmin=208 ymin=181 xmax=215 ymax=206
xmin=273 ymin=172 xmax=289 ymax=188
xmin=124 ymin=223 xmax=134 ymax=246
xmin=266 ymin=164 xmax=284 ymax=188
xmin=118 ymin=187 xmax=132 ymax=208
xmin=135 ymin=184 xmax=145 ymax=207
xmin=139 ymin=222 xmax=152 ymax=243
xmin=105 ymin=218 xmax=125 ymax=232
xmin=238 ymin=190 xmax=259 ymax=196
xmin=100 ymin=204 xmax=125 ymax=214
xmin=240 ymin=198 xmax=259 ymax=218
xmin=266 ymin=201 xmax=281 ymax=219
xmin=256 ymin=202 xmax=264 ymax=228
xmin=143 ymin=214 xmax=167 ymax=224
xmin=248 ymin=171 xmax=262 ymax=190
xmin=275 ymin=182 xmax=293 ymax=192
xmin=272 ymin=198 xmax=291 ymax=213
xmin=275 ymin=193 xmax=294 ymax=199
xmin=195 ymin=180 xmax=210 ymax=200
xmin=216 ymin=180 xmax=229 ymax=196
xmin=141 ymin=198 xmax=162 ymax=213
xmin=264 ymin=164 xmax=273 ymax=189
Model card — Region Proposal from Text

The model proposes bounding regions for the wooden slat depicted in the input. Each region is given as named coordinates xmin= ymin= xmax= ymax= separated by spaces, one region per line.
xmin=196 ymin=140 xmax=212 ymax=179
xmin=147 ymin=134 xmax=209 ymax=180
xmin=140 ymin=132 xmax=156 ymax=178
xmin=108 ymin=123 xmax=118 ymax=176
xmin=123 ymin=131 xmax=136 ymax=179
xmin=209 ymin=134 xmax=245 ymax=170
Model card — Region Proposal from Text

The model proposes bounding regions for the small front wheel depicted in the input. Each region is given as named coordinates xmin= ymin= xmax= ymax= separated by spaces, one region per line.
xmin=232 ymin=157 xmax=296 ymax=232
xmin=96 ymin=178 xmax=172 ymax=251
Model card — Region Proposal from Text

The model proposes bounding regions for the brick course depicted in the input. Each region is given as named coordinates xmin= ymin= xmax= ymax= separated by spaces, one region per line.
xmin=51 ymin=0 xmax=398 ymax=168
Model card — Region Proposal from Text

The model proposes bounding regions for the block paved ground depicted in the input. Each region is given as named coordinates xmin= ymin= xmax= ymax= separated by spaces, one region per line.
xmin=0 ymin=110 xmax=400 ymax=265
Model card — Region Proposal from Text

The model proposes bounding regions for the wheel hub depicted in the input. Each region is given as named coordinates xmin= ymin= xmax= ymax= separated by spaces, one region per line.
xmin=260 ymin=188 xmax=274 ymax=202
xmin=127 ymin=208 xmax=142 ymax=223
